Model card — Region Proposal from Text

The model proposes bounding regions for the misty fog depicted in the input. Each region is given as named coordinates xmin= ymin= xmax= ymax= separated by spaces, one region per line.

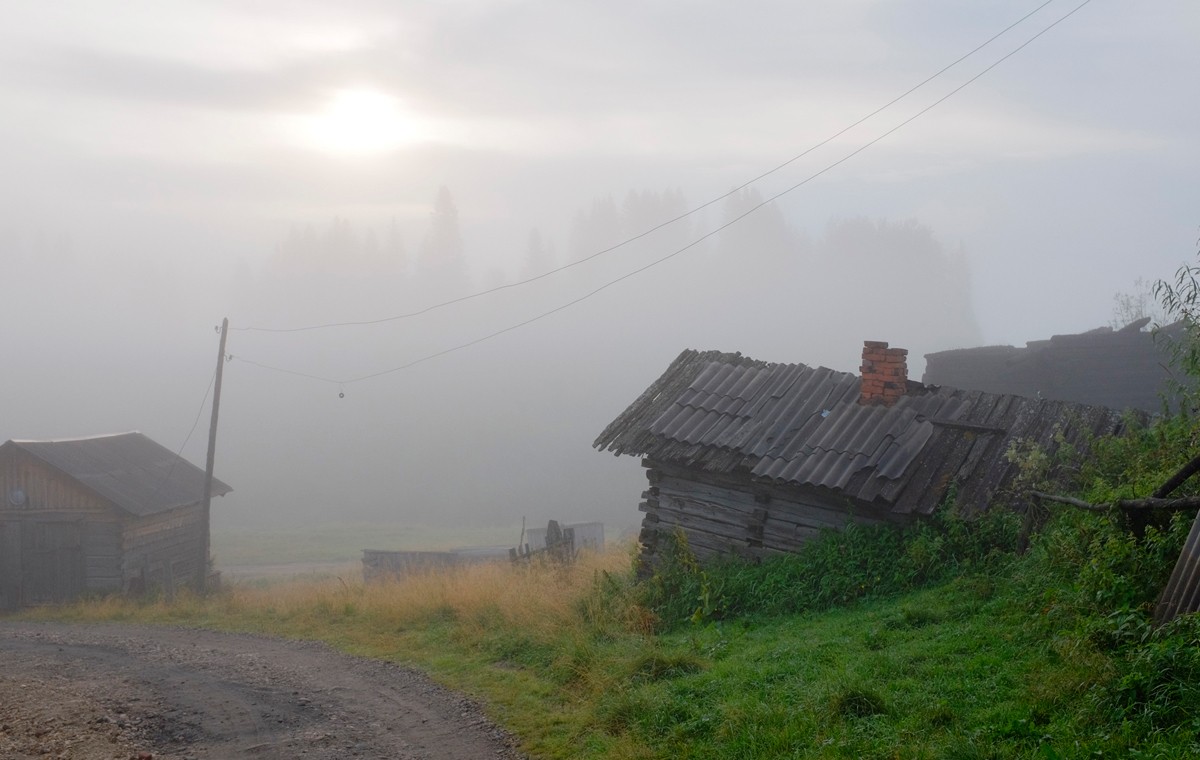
xmin=2 ymin=1 xmax=1197 ymax=553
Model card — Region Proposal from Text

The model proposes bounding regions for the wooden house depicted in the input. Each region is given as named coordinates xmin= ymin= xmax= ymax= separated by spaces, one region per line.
xmin=0 ymin=432 xmax=231 ymax=610
xmin=923 ymin=318 xmax=1182 ymax=413
xmin=594 ymin=342 xmax=1132 ymax=563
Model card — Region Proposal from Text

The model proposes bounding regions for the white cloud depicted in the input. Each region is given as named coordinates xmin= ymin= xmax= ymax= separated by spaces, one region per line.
xmin=4 ymin=1 xmax=395 ymax=70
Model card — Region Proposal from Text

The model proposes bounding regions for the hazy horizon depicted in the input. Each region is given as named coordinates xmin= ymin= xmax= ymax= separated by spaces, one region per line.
xmin=3 ymin=1 xmax=1197 ymax=541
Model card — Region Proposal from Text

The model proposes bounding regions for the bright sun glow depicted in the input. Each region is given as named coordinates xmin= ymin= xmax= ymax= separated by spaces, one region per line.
xmin=303 ymin=88 xmax=419 ymax=155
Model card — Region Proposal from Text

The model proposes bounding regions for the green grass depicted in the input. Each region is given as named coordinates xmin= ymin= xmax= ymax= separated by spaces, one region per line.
xmin=18 ymin=540 xmax=1199 ymax=759
xmin=620 ymin=578 xmax=1085 ymax=759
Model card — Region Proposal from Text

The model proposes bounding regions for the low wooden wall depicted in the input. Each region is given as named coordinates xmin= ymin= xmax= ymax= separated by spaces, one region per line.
xmin=639 ymin=460 xmax=903 ymax=563
xmin=362 ymin=547 xmax=509 ymax=583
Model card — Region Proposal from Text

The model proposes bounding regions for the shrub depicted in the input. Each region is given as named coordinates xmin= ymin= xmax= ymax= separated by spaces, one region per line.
xmin=641 ymin=499 xmax=1022 ymax=628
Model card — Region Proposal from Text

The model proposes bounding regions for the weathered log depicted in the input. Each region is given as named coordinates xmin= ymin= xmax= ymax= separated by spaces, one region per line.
xmin=1153 ymin=452 xmax=1200 ymax=499
xmin=651 ymin=460 xmax=851 ymax=511
xmin=1027 ymin=491 xmax=1108 ymax=512
xmin=1117 ymin=497 xmax=1200 ymax=511
xmin=651 ymin=501 xmax=756 ymax=537
xmin=657 ymin=479 xmax=870 ymax=530
xmin=1029 ymin=490 xmax=1200 ymax=512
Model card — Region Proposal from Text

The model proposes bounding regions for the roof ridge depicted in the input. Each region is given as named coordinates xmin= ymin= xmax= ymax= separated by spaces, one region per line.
xmin=11 ymin=431 xmax=142 ymax=444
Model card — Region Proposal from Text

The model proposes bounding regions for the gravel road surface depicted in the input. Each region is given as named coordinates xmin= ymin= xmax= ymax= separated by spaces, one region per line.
xmin=0 ymin=622 xmax=526 ymax=760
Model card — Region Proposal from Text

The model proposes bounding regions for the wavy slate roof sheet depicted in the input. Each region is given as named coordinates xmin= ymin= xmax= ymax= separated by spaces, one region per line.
xmin=594 ymin=349 xmax=1131 ymax=515
xmin=6 ymin=432 xmax=231 ymax=516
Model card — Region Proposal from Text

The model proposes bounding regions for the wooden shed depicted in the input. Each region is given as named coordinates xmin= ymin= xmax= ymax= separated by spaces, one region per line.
xmin=0 ymin=432 xmax=231 ymax=610
xmin=595 ymin=343 xmax=1132 ymax=564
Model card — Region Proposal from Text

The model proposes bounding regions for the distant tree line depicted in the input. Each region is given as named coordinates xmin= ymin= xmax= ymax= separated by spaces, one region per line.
xmin=267 ymin=184 xmax=981 ymax=353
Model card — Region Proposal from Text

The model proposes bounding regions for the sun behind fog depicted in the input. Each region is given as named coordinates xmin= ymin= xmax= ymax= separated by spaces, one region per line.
xmin=301 ymin=88 xmax=420 ymax=155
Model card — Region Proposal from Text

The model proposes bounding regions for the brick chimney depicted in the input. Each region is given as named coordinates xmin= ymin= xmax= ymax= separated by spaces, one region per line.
xmin=860 ymin=340 xmax=908 ymax=406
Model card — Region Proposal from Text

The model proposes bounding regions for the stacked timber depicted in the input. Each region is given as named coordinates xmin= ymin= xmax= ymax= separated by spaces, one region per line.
xmin=639 ymin=461 xmax=896 ymax=563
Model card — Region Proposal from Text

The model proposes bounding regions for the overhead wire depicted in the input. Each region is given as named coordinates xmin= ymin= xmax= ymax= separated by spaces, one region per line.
xmin=232 ymin=0 xmax=1058 ymax=335
xmin=150 ymin=366 xmax=218 ymax=498
xmin=234 ymin=0 xmax=1094 ymax=389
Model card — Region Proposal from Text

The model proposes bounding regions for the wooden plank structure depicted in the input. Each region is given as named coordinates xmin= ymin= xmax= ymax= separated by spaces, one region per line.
xmin=0 ymin=432 xmax=231 ymax=610
xmin=510 ymin=520 xmax=576 ymax=565
xmin=362 ymin=546 xmax=510 ymax=583
xmin=524 ymin=521 xmax=605 ymax=553
xmin=1157 ymin=513 xmax=1200 ymax=623
xmin=362 ymin=549 xmax=463 ymax=582
xmin=924 ymin=318 xmax=1183 ymax=413
xmin=596 ymin=344 xmax=1133 ymax=565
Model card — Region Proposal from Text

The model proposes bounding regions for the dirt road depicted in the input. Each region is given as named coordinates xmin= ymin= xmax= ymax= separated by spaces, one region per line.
xmin=0 ymin=622 xmax=526 ymax=759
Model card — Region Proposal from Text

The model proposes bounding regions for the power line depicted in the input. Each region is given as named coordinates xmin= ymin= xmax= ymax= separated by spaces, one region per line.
xmin=234 ymin=0 xmax=1094 ymax=389
xmin=151 ymin=366 xmax=217 ymax=498
xmin=233 ymin=0 xmax=1058 ymax=335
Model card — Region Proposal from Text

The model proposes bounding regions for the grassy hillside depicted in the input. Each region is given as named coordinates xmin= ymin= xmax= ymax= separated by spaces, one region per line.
xmin=19 ymin=413 xmax=1200 ymax=758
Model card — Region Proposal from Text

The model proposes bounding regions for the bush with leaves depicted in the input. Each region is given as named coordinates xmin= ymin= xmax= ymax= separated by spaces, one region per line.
xmin=640 ymin=499 xmax=1021 ymax=629
xmin=1018 ymin=413 xmax=1200 ymax=736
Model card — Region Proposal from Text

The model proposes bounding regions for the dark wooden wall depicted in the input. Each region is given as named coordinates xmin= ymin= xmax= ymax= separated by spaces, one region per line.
xmin=923 ymin=326 xmax=1175 ymax=413
xmin=122 ymin=504 xmax=206 ymax=594
xmin=638 ymin=459 xmax=903 ymax=563
xmin=0 ymin=450 xmax=121 ymax=610
xmin=0 ymin=448 xmax=207 ymax=608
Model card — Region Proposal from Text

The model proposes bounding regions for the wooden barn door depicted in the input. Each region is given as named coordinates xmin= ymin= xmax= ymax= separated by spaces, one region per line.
xmin=0 ymin=520 xmax=19 ymax=611
xmin=20 ymin=520 xmax=84 ymax=605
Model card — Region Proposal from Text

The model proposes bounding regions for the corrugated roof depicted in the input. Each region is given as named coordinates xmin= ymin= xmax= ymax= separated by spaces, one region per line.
xmin=6 ymin=432 xmax=231 ymax=516
xmin=594 ymin=349 xmax=1131 ymax=515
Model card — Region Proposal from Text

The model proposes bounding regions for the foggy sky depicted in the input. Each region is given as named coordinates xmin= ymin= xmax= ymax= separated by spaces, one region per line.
xmin=2 ymin=1 xmax=1198 ymax=543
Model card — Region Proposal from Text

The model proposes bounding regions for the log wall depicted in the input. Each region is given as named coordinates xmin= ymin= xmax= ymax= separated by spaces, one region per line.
xmin=122 ymin=504 xmax=206 ymax=594
xmin=638 ymin=459 xmax=905 ymax=563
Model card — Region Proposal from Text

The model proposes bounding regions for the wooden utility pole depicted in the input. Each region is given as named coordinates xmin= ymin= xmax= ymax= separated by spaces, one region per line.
xmin=197 ymin=317 xmax=229 ymax=593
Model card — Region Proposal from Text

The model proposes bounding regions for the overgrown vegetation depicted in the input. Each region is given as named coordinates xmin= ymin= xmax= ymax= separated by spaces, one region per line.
xmin=643 ymin=499 xmax=1020 ymax=627
xmin=23 ymin=472 xmax=1200 ymax=758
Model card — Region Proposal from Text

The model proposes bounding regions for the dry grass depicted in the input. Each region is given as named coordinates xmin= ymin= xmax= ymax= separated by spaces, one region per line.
xmin=30 ymin=547 xmax=636 ymax=643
